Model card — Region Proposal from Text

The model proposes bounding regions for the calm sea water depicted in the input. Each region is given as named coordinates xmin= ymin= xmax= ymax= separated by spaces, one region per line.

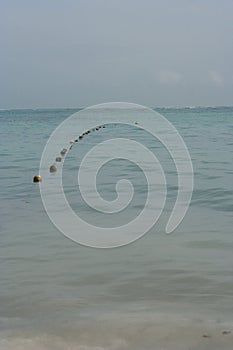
xmin=0 ymin=107 xmax=233 ymax=349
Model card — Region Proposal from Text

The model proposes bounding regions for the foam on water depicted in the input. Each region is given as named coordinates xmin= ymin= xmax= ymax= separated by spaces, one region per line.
xmin=0 ymin=315 xmax=233 ymax=350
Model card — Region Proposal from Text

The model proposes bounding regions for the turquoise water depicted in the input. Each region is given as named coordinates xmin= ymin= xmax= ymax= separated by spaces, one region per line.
xmin=0 ymin=107 xmax=233 ymax=349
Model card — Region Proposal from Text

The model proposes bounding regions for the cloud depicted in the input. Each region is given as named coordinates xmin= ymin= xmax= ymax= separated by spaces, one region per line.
xmin=156 ymin=70 xmax=183 ymax=86
xmin=208 ymin=70 xmax=224 ymax=87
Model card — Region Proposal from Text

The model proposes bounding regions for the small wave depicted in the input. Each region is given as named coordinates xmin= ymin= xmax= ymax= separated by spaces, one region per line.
xmin=1 ymin=316 xmax=233 ymax=350
xmin=191 ymin=188 xmax=233 ymax=212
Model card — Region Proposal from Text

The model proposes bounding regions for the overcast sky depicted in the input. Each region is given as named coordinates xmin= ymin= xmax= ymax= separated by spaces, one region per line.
xmin=1 ymin=0 xmax=233 ymax=108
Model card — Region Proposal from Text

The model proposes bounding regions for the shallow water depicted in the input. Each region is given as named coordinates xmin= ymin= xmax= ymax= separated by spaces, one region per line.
xmin=0 ymin=107 xmax=233 ymax=349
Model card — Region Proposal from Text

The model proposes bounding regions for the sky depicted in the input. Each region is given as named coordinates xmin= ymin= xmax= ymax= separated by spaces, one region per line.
xmin=1 ymin=0 xmax=233 ymax=108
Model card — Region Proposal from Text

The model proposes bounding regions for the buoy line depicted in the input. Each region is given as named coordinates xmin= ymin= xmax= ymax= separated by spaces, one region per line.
xmin=48 ymin=124 xmax=106 ymax=177
xmin=33 ymin=122 xmax=139 ymax=183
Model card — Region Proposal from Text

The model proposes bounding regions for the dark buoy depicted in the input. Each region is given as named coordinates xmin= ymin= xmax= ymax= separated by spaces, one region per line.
xmin=202 ymin=334 xmax=211 ymax=338
xmin=33 ymin=175 xmax=42 ymax=183
xmin=60 ymin=148 xmax=67 ymax=156
xmin=50 ymin=164 xmax=57 ymax=173
xmin=79 ymin=135 xmax=83 ymax=140
xmin=56 ymin=157 xmax=62 ymax=162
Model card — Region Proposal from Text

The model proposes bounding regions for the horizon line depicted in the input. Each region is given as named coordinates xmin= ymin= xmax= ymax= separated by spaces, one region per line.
xmin=1 ymin=105 xmax=233 ymax=111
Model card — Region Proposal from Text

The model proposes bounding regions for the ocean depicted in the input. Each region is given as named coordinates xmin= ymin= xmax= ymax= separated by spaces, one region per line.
xmin=0 ymin=106 xmax=233 ymax=349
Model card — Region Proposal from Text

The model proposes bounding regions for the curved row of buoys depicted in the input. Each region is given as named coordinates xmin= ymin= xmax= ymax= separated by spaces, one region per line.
xmin=33 ymin=122 xmax=139 ymax=183
xmin=33 ymin=124 xmax=107 ymax=183
xmin=53 ymin=125 xmax=106 ymax=171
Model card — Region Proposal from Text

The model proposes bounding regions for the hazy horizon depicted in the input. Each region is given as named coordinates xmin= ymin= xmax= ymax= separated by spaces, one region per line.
xmin=1 ymin=0 xmax=233 ymax=109
xmin=1 ymin=104 xmax=233 ymax=111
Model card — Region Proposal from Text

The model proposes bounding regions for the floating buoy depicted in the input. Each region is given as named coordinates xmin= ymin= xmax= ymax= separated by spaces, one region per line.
xmin=96 ymin=127 xmax=99 ymax=131
xmin=79 ymin=135 xmax=83 ymax=140
xmin=135 ymin=121 xmax=139 ymax=125
xmin=50 ymin=164 xmax=57 ymax=173
xmin=60 ymin=148 xmax=67 ymax=156
xmin=202 ymin=334 xmax=211 ymax=338
xmin=56 ymin=157 xmax=62 ymax=162
xmin=33 ymin=175 xmax=42 ymax=183
xmin=69 ymin=140 xmax=75 ymax=144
